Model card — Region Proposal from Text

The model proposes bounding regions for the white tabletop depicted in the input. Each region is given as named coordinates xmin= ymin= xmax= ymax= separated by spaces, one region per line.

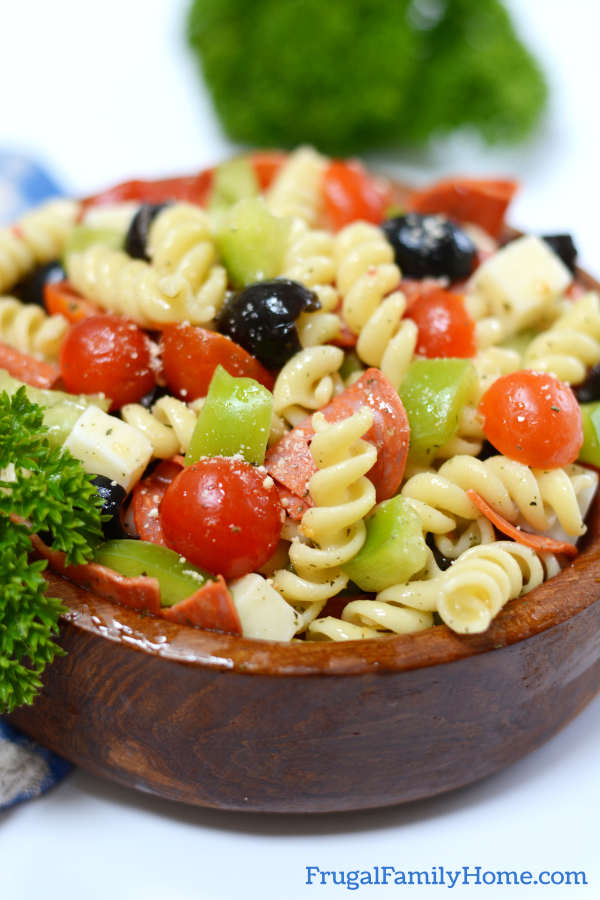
xmin=1 ymin=1 xmax=599 ymax=897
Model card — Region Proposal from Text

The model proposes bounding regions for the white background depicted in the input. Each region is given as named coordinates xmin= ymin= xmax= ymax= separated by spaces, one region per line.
xmin=1 ymin=1 xmax=599 ymax=897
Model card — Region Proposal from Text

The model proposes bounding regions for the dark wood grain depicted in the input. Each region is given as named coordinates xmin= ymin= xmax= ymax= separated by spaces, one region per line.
xmin=8 ymin=246 xmax=600 ymax=813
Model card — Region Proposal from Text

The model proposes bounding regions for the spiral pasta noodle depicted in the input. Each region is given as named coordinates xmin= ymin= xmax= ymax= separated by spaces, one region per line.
xmin=335 ymin=222 xmax=417 ymax=389
xmin=272 ymin=407 xmax=377 ymax=628
xmin=0 ymin=295 xmax=68 ymax=361
xmin=0 ymin=199 xmax=80 ymax=294
xmin=121 ymin=395 xmax=203 ymax=458
xmin=524 ymin=291 xmax=600 ymax=384
xmin=282 ymin=219 xmax=340 ymax=346
xmin=66 ymin=244 xmax=190 ymax=327
xmin=272 ymin=345 xmax=344 ymax=426
xmin=265 ymin=146 xmax=327 ymax=226
xmin=147 ymin=203 xmax=227 ymax=324
xmin=376 ymin=541 xmax=545 ymax=634
xmin=401 ymin=454 xmax=597 ymax=540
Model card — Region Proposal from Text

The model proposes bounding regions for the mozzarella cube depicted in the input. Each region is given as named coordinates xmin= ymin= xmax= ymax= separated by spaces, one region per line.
xmin=229 ymin=574 xmax=297 ymax=641
xmin=470 ymin=235 xmax=571 ymax=331
xmin=63 ymin=406 xmax=153 ymax=492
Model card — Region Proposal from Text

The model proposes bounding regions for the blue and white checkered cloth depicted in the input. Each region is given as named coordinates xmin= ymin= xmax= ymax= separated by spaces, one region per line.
xmin=0 ymin=151 xmax=73 ymax=808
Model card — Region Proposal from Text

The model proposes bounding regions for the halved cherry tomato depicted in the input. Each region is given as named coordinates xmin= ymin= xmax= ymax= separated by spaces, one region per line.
xmin=266 ymin=368 xmax=410 ymax=507
xmin=406 ymin=289 xmax=476 ymax=359
xmin=478 ymin=371 xmax=583 ymax=468
xmin=44 ymin=280 xmax=100 ymax=323
xmin=408 ymin=178 xmax=518 ymax=239
xmin=161 ymin=575 xmax=242 ymax=634
xmin=250 ymin=151 xmax=287 ymax=190
xmin=0 ymin=342 xmax=59 ymax=389
xmin=82 ymin=169 xmax=214 ymax=211
xmin=60 ymin=314 xmax=156 ymax=409
xmin=466 ymin=490 xmax=578 ymax=558
xmin=160 ymin=457 xmax=283 ymax=579
xmin=323 ymin=160 xmax=394 ymax=230
xmin=161 ymin=323 xmax=274 ymax=401
xmin=130 ymin=458 xmax=184 ymax=545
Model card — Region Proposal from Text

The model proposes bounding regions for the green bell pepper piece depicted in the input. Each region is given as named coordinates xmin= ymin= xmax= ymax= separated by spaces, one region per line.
xmin=186 ymin=365 xmax=273 ymax=466
xmin=578 ymin=402 xmax=600 ymax=467
xmin=93 ymin=540 xmax=211 ymax=607
xmin=215 ymin=196 xmax=292 ymax=288
xmin=63 ymin=224 xmax=124 ymax=264
xmin=399 ymin=358 xmax=477 ymax=465
xmin=343 ymin=495 xmax=427 ymax=592
xmin=209 ymin=156 xmax=259 ymax=213
xmin=0 ymin=369 xmax=109 ymax=447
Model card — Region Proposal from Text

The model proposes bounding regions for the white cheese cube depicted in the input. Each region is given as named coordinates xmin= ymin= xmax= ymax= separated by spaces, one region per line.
xmin=229 ymin=574 xmax=297 ymax=641
xmin=469 ymin=235 xmax=571 ymax=331
xmin=63 ymin=406 xmax=153 ymax=492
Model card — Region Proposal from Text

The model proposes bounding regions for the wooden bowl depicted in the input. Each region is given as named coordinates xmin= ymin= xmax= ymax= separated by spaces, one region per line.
xmin=10 ymin=263 xmax=600 ymax=814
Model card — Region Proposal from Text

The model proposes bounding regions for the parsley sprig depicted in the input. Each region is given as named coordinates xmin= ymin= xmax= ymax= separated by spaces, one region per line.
xmin=0 ymin=387 xmax=105 ymax=713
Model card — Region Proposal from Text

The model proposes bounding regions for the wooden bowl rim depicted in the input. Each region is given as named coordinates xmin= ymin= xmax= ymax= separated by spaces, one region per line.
xmin=45 ymin=257 xmax=600 ymax=677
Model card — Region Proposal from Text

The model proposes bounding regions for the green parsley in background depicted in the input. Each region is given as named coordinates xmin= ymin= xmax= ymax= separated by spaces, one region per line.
xmin=187 ymin=0 xmax=547 ymax=154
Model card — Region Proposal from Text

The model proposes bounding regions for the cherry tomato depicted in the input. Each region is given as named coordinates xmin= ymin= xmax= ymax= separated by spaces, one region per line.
xmin=81 ymin=170 xmax=213 ymax=211
xmin=323 ymin=160 xmax=393 ymax=230
xmin=161 ymin=323 xmax=274 ymax=401
xmin=406 ymin=289 xmax=476 ymax=359
xmin=160 ymin=457 xmax=283 ymax=579
xmin=250 ymin=151 xmax=287 ymax=190
xmin=44 ymin=280 xmax=100 ymax=323
xmin=60 ymin=314 xmax=156 ymax=409
xmin=478 ymin=371 xmax=583 ymax=468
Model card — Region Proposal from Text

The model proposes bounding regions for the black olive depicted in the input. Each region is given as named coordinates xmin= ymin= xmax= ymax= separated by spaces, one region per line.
xmin=124 ymin=203 xmax=169 ymax=261
xmin=217 ymin=279 xmax=320 ymax=370
xmin=92 ymin=475 xmax=127 ymax=539
xmin=575 ymin=364 xmax=600 ymax=404
xmin=13 ymin=260 xmax=66 ymax=307
xmin=381 ymin=213 xmax=476 ymax=280
xmin=138 ymin=384 xmax=170 ymax=409
xmin=542 ymin=234 xmax=578 ymax=273
xmin=426 ymin=534 xmax=453 ymax=572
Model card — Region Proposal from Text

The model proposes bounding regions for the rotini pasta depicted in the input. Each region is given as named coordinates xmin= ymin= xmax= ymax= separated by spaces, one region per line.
xmin=0 ymin=199 xmax=80 ymax=294
xmin=335 ymin=222 xmax=417 ymax=389
xmin=265 ymin=146 xmax=327 ymax=226
xmin=401 ymin=454 xmax=597 ymax=541
xmin=65 ymin=244 xmax=190 ymax=327
xmin=0 ymin=295 xmax=68 ymax=361
xmin=376 ymin=541 xmax=545 ymax=634
xmin=523 ymin=292 xmax=600 ymax=384
xmin=272 ymin=407 xmax=377 ymax=627
xmin=121 ymin=395 xmax=203 ymax=458
xmin=272 ymin=344 xmax=344 ymax=426
xmin=281 ymin=219 xmax=340 ymax=347
xmin=147 ymin=203 xmax=228 ymax=324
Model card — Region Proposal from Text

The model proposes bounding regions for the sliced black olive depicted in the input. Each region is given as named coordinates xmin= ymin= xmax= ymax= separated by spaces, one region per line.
xmin=124 ymin=203 xmax=169 ymax=261
xmin=426 ymin=533 xmax=453 ymax=572
xmin=217 ymin=279 xmax=320 ymax=370
xmin=575 ymin=364 xmax=600 ymax=404
xmin=542 ymin=234 xmax=578 ymax=273
xmin=138 ymin=384 xmax=170 ymax=409
xmin=13 ymin=260 xmax=66 ymax=307
xmin=92 ymin=474 xmax=127 ymax=539
xmin=381 ymin=213 xmax=477 ymax=280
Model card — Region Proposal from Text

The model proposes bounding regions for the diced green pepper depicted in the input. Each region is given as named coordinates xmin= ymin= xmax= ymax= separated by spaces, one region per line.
xmin=93 ymin=540 xmax=211 ymax=607
xmin=63 ymin=225 xmax=124 ymax=264
xmin=186 ymin=365 xmax=273 ymax=466
xmin=215 ymin=197 xmax=292 ymax=288
xmin=343 ymin=495 xmax=427 ymax=592
xmin=499 ymin=327 xmax=537 ymax=356
xmin=209 ymin=156 xmax=259 ymax=213
xmin=399 ymin=358 xmax=477 ymax=464
xmin=339 ymin=350 xmax=364 ymax=382
xmin=0 ymin=369 xmax=109 ymax=447
xmin=578 ymin=402 xmax=600 ymax=467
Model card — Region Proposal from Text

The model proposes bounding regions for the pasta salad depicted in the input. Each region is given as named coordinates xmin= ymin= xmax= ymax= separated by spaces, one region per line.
xmin=2 ymin=147 xmax=599 ymax=642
